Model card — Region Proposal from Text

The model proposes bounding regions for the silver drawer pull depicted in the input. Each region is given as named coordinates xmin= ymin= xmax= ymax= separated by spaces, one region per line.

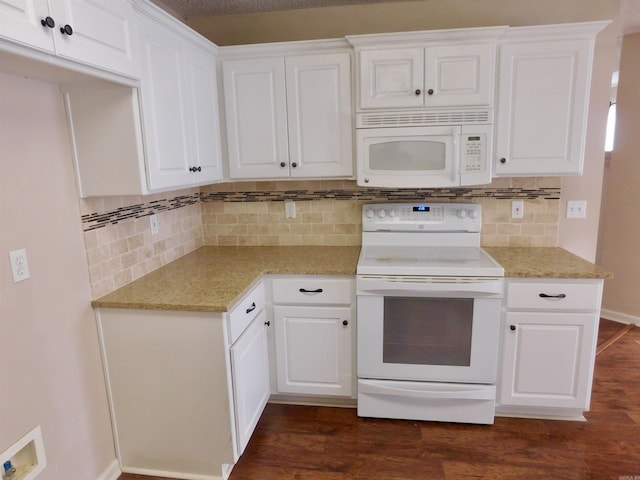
xmin=539 ymin=293 xmax=567 ymax=299
xmin=245 ymin=302 xmax=256 ymax=314
xmin=299 ymin=288 xmax=323 ymax=294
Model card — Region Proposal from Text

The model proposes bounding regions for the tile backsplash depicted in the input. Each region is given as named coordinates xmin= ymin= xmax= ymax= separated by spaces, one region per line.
xmin=81 ymin=178 xmax=560 ymax=298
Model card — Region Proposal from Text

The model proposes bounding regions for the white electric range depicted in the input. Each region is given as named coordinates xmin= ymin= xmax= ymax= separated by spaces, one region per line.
xmin=356 ymin=202 xmax=505 ymax=424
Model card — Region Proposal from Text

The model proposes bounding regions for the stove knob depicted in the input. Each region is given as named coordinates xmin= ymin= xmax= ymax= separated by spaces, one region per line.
xmin=365 ymin=209 xmax=375 ymax=219
xmin=377 ymin=209 xmax=386 ymax=218
xmin=468 ymin=209 xmax=478 ymax=219
xmin=388 ymin=209 xmax=396 ymax=217
xmin=457 ymin=209 xmax=467 ymax=219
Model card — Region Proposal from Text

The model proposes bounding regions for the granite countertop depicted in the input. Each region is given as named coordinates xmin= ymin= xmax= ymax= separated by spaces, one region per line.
xmin=483 ymin=247 xmax=613 ymax=279
xmin=93 ymin=245 xmax=611 ymax=313
xmin=92 ymin=245 xmax=361 ymax=312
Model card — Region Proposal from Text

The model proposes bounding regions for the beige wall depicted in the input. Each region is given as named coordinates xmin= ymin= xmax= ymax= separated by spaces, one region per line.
xmin=558 ymin=22 xmax=619 ymax=261
xmin=597 ymin=32 xmax=640 ymax=321
xmin=186 ymin=0 xmax=619 ymax=45
xmin=0 ymin=74 xmax=115 ymax=479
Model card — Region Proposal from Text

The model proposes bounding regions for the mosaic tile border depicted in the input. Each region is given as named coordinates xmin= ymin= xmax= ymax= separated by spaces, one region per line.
xmin=81 ymin=186 xmax=560 ymax=231
xmin=81 ymin=193 xmax=200 ymax=231
xmin=199 ymin=186 xmax=561 ymax=203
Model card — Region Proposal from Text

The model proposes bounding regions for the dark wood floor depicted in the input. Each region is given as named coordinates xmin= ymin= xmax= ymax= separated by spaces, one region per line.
xmin=119 ymin=319 xmax=640 ymax=480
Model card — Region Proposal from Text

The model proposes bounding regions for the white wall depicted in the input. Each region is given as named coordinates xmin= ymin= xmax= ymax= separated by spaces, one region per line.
xmin=0 ymin=73 xmax=117 ymax=479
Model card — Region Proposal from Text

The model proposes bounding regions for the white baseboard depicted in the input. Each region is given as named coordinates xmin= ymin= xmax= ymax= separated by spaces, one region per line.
xmin=97 ymin=459 xmax=121 ymax=480
xmin=601 ymin=308 xmax=640 ymax=325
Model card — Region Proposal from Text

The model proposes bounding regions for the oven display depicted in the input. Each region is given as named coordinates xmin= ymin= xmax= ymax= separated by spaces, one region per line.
xmin=413 ymin=206 xmax=430 ymax=212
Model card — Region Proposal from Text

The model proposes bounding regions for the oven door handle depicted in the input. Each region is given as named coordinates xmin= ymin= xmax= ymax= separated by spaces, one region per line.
xmin=357 ymin=278 xmax=503 ymax=297
xmin=359 ymin=380 xmax=495 ymax=401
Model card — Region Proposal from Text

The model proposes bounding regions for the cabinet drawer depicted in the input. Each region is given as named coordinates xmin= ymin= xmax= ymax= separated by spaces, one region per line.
xmin=272 ymin=277 xmax=354 ymax=305
xmin=228 ymin=282 xmax=266 ymax=344
xmin=506 ymin=281 xmax=601 ymax=311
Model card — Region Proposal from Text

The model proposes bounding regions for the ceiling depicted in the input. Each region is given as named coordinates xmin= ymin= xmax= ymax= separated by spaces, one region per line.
xmin=155 ymin=0 xmax=413 ymax=17
xmin=154 ymin=0 xmax=640 ymax=35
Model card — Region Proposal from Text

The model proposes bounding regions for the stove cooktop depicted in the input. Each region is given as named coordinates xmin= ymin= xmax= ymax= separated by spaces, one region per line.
xmin=357 ymin=245 xmax=504 ymax=277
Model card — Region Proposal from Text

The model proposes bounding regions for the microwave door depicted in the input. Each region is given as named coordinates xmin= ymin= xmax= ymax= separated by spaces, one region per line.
xmin=358 ymin=127 xmax=460 ymax=188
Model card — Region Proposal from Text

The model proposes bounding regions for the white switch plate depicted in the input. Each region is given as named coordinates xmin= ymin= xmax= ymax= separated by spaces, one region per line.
xmin=285 ymin=201 xmax=296 ymax=219
xmin=511 ymin=200 xmax=524 ymax=219
xmin=566 ymin=200 xmax=587 ymax=219
xmin=9 ymin=248 xmax=30 ymax=283
xmin=150 ymin=214 xmax=159 ymax=235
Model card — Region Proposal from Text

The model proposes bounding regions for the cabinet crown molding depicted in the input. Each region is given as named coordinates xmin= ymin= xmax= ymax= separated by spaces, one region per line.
xmin=499 ymin=20 xmax=611 ymax=42
xmin=346 ymin=26 xmax=509 ymax=48
xmin=219 ymin=38 xmax=351 ymax=59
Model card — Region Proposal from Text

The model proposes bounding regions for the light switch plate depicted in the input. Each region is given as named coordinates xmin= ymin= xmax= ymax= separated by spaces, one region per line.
xmin=9 ymin=248 xmax=30 ymax=283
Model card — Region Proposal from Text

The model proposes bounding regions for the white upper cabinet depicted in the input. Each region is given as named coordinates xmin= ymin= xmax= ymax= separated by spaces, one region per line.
xmin=65 ymin=2 xmax=223 ymax=197
xmin=0 ymin=0 xmax=138 ymax=78
xmin=222 ymin=48 xmax=353 ymax=180
xmin=357 ymin=43 xmax=495 ymax=110
xmin=223 ymin=57 xmax=290 ymax=179
xmin=286 ymin=53 xmax=353 ymax=178
xmin=358 ymin=46 xmax=424 ymax=109
xmin=494 ymin=22 xmax=609 ymax=176
xmin=136 ymin=10 xmax=223 ymax=191
xmin=347 ymin=28 xmax=504 ymax=111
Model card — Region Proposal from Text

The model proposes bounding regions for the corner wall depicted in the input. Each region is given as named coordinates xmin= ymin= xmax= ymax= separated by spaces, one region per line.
xmin=0 ymin=73 xmax=116 ymax=480
xmin=597 ymin=32 xmax=640 ymax=321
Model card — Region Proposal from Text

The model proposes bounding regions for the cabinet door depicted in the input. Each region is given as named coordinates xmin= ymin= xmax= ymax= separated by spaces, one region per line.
xmin=48 ymin=0 xmax=138 ymax=78
xmin=358 ymin=47 xmax=424 ymax=109
xmin=0 ymin=0 xmax=53 ymax=52
xmin=230 ymin=310 xmax=270 ymax=456
xmin=424 ymin=43 xmax=494 ymax=107
xmin=494 ymin=39 xmax=592 ymax=176
xmin=184 ymin=44 xmax=223 ymax=185
xmin=499 ymin=311 xmax=597 ymax=410
xmin=273 ymin=305 xmax=353 ymax=396
xmin=286 ymin=53 xmax=353 ymax=178
xmin=136 ymin=14 xmax=192 ymax=191
xmin=223 ymin=57 xmax=289 ymax=179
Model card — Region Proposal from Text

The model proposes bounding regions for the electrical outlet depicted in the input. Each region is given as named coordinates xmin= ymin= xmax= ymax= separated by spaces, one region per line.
xmin=511 ymin=200 xmax=524 ymax=219
xmin=285 ymin=201 xmax=296 ymax=219
xmin=9 ymin=248 xmax=30 ymax=283
xmin=150 ymin=214 xmax=159 ymax=235
xmin=566 ymin=200 xmax=587 ymax=219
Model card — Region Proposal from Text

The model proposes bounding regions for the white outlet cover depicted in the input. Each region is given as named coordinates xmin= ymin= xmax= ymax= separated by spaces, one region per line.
xmin=566 ymin=200 xmax=587 ymax=219
xmin=150 ymin=214 xmax=159 ymax=235
xmin=9 ymin=248 xmax=30 ymax=283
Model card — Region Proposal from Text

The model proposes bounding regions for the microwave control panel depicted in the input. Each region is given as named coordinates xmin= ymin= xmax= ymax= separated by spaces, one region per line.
xmin=462 ymin=134 xmax=486 ymax=173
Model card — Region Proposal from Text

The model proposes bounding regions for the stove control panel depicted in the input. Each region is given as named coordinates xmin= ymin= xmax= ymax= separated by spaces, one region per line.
xmin=362 ymin=203 xmax=482 ymax=232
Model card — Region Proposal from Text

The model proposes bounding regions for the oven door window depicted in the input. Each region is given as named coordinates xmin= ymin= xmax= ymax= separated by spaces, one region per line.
xmin=383 ymin=297 xmax=473 ymax=366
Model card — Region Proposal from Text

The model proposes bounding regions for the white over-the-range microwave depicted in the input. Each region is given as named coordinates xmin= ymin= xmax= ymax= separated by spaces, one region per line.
xmin=355 ymin=109 xmax=494 ymax=188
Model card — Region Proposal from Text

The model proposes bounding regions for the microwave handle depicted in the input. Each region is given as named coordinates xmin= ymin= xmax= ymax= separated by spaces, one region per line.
xmin=452 ymin=134 xmax=460 ymax=183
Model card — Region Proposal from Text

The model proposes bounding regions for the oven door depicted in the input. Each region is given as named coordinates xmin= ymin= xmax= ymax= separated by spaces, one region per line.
xmin=357 ymin=277 xmax=503 ymax=384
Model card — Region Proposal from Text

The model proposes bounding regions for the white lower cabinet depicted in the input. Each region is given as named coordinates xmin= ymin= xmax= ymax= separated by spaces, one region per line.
xmin=96 ymin=282 xmax=268 ymax=480
xmin=270 ymin=276 xmax=356 ymax=398
xmin=230 ymin=308 xmax=270 ymax=455
xmin=497 ymin=278 xmax=603 ymax=419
